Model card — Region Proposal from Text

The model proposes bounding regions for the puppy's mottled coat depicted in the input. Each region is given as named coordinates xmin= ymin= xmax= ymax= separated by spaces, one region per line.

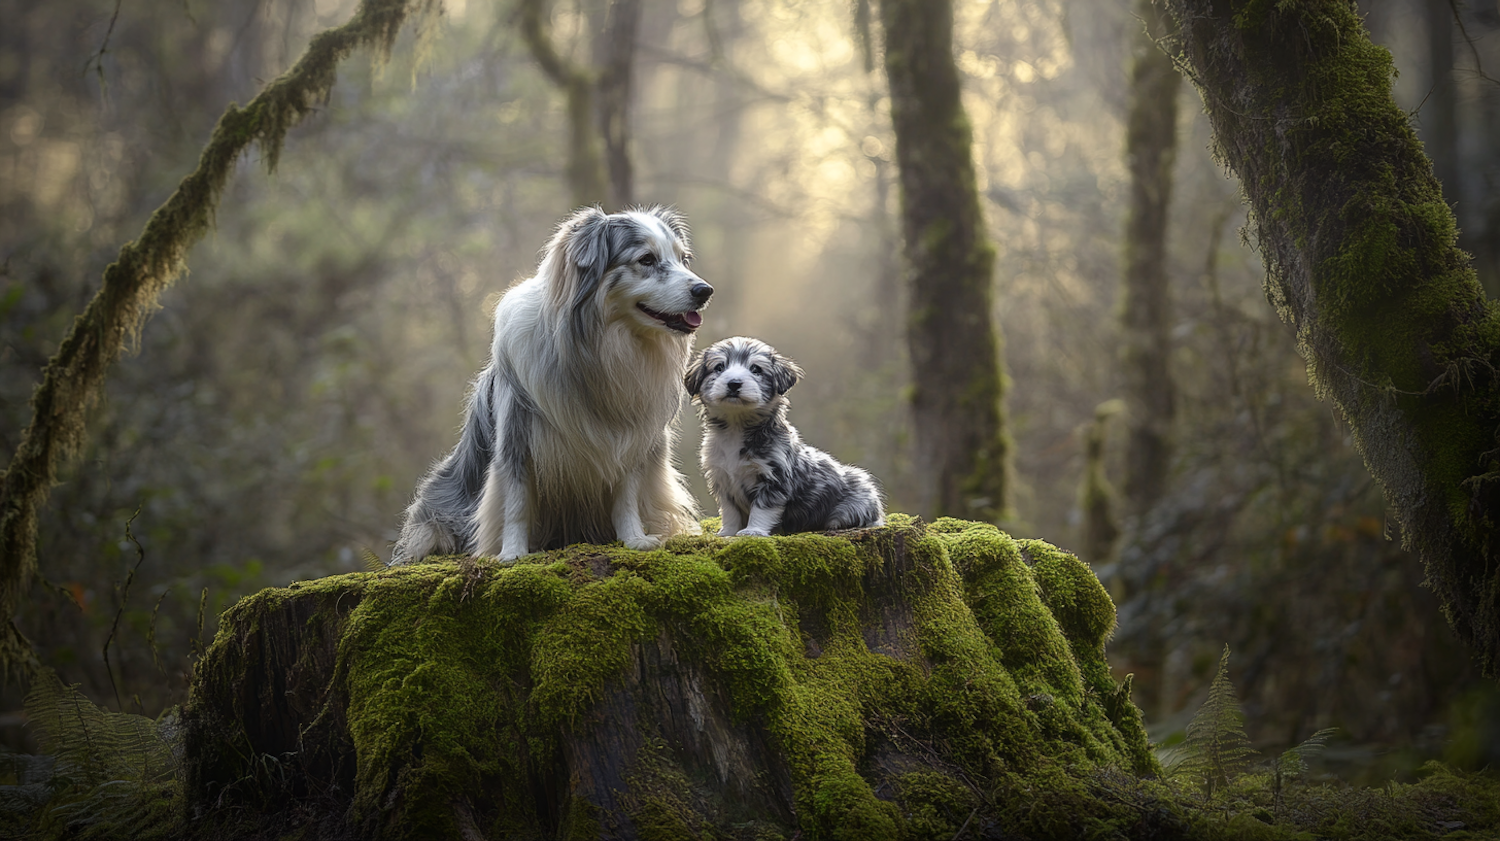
xmin=392 ymin=206 xmax=710 ymax=563
xmin=685 ymin=336 xmax=884 ymax=536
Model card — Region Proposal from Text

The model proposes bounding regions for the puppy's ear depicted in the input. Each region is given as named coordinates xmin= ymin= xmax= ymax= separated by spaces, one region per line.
xmin=683 ymin=352 xmax=709 ymax=398
xmin=769 ymin=353 xmax=803 ymax=395
xmin=555 ymin=207 xmax=613 ymax=332
xmin=645 ymin=205 xmax=691 ymax=247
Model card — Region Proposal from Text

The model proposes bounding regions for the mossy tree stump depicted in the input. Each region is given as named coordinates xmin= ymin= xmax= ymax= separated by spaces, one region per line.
xmin=183 ymin=516 xmax=1155 ymax=840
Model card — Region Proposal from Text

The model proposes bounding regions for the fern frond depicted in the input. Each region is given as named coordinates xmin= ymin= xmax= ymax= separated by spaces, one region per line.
xmin=1275 ymin=726 xmax=1337 ymax=780
xmin=1179 ymin=645 xmax=1255 ymax=797
xmin=22 ymin=669 xmax=182 ymax=838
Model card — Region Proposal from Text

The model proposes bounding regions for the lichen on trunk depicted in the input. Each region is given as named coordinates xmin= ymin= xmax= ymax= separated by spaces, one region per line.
xmin=183 ymin=516 xmax=1154 ymax=839
xmin=1165 ymin=0 xmax=1500 ymax=675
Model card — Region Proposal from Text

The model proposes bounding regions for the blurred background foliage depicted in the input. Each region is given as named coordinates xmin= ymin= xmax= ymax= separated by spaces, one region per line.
xmin=0 ymin=0 xmax=1497 ymax=783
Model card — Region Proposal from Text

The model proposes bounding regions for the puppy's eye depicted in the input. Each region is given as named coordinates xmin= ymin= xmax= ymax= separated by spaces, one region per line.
xmin=750 ymin=364 xmax=763 ymax=375
xmin=639 ymin=254 xmax=657 ymax=267
xmin=713 ymin=362 xmax=725 ymax=373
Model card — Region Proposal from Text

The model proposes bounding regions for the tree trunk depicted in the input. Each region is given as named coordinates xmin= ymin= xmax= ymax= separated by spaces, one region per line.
xmin=594 ymin=0 xmax=641 ymax=209
xmin=519 ymin=0 xmax=610 ymax=208
xmin=1119 ymin=0 xmax=1180 ymax=516
xmin=1165 ymin=0 xmax=1500 ymax=675
xmin=878 ymin=0 xmax=1011 ymax=522
xmin=182 ymin=518 xmax=1155 ymax=839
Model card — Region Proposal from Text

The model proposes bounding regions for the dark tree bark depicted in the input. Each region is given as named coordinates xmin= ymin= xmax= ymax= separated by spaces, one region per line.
xmin=1165 ymin=0 xmax=1500 ymax=674
xmin=878 ymin=0 xmax=1010 ymax=521
xmin=520 ymin=0 xmax=639 ymax=209
xmin=1119 ymin=0 xmax=1180 ymax=516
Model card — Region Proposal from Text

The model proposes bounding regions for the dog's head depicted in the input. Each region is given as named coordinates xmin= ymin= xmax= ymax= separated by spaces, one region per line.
xmin=684 ymin=336 xmax=802 ymax=420
xmin=544 ymin=205 xmax=713 ymax=339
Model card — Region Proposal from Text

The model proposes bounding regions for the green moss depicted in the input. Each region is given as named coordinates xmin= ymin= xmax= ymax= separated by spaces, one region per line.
xmin=193 ymin=518 xmax=1164 ymax=838
xmin=1179 ymin=0 xmax=1500 ymax=672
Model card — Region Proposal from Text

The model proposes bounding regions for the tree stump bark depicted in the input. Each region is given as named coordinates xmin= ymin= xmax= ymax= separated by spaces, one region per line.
xmin=183 ymin=516 xmax=1155 ymax=840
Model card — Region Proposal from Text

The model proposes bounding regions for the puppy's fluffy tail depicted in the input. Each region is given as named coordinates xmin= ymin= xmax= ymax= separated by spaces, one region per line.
xmin=390 ymin=365 xmax=498 ymax=564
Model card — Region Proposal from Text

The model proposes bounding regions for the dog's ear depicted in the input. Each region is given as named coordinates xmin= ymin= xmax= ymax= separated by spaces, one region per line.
xmin=683 ymin=352 xmax=709 ymax=398
xmin=769 ymin=352 xmax=803 ymax=396
xmin=644 ymin=205 xmax=691 ymax=247
xmin=555 ymin=206 xmax=613 ymax=331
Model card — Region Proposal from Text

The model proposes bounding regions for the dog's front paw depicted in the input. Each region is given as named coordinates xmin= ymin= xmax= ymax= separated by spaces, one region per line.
xmin=716 ymin=527 xmax=738 ymax=537
xmin=736 ymin=527 xmax=771 ymax=538
xmin=624 ymin=534 xmax=665 ymax=552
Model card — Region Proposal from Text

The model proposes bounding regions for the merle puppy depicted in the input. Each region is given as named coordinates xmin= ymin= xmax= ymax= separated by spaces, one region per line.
xmin=685 ymin=336 xmax=884 ymax=537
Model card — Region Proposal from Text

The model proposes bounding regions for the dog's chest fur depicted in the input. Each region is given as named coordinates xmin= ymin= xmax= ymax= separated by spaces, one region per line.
xmin=702 ymin=423 xmax=780 ymax=510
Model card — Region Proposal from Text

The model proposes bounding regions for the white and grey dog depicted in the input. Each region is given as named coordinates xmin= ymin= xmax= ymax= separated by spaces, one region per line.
xmin=685 ymin=336 xmax=884 ymax=537
xmin=392 ymin=206 xmax=710 ymax=563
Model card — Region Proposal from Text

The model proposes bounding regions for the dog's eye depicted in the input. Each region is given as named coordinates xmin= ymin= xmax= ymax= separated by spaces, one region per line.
xmin=750 ymin=364 xmax=763 ymax=375
xmin=713 ymin=362 xmax=725 ymax=373
xmin=639 ymin=254 xmax=657 ymax=267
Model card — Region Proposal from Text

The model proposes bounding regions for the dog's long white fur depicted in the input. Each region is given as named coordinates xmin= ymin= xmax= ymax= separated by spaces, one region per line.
xmin=392 ymin=206 xmax=707 ymax=563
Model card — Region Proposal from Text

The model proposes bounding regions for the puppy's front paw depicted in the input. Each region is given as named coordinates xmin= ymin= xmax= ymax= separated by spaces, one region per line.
xmin=624 ymin=534 xmax=665 ymax=551
xmin=736 ymin=527 xmax=771 ymax=538
xmin=716 ymin=527 xmax=738 ymax=537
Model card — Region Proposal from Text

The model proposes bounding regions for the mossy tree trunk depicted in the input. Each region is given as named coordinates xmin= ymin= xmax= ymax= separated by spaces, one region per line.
xmin=878 ymin=0 xmax=1011 ymax=522
xmin=519 ymin=0 xmax=638 ymax=209
xmin=1119 ymin=0 xmax=1180 ymax=517
xmin=1164 ymin=0 xmax=1500 ymax=675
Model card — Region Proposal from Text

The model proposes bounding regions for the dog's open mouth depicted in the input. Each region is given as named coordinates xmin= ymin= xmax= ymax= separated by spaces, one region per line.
xmin=638 ymin=304 xmax=702 ymax=333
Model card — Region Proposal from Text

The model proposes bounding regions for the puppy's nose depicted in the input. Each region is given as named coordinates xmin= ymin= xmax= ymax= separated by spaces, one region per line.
xmin=726 ymin=380 xmax=741 ymax=393
xmin=690 ymin=283 xmax=714 ymax=306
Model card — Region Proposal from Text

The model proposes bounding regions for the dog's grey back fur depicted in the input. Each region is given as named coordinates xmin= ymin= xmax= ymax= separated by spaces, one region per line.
xmin=393 ymin=365 xmax=497 ymax=559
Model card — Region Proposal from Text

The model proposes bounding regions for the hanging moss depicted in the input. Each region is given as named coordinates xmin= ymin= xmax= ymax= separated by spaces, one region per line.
xmin=0 ymin=0 xmax=442 ymax=678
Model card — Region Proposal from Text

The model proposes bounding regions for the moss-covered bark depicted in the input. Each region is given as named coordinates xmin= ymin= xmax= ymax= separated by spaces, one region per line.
xmin=1164 ymin=0 xmax=1500 ymax=674
xmin=1119 ymin=0 xmax=1181 ymax=516
xmin=183 ymin=517 xmax=1156 ymax=839
xmin=878 ymin=0 xmax=1012 ymax=522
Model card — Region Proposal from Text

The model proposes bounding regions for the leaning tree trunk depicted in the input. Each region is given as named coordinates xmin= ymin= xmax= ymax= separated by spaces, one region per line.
xmin=1165 ymin=0 xmax=1500 ymax=675
xmin=878 ymin=0 xmax=1011 ymax=522
xmin=0 ymin=0 xmax=437 ymax=677
xmin=1119 ymin=0 xmax=1180 ymax=517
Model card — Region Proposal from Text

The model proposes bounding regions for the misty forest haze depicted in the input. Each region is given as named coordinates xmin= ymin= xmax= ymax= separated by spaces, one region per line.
xmin=2 ymin=0 xmax=1499 ymax=781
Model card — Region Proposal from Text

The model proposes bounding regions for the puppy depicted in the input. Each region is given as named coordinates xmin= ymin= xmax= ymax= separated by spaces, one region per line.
xmin=392 ymin=206 xmax=709 ymax=563
xmin=685 ymin=336 xmax=884 ymax=537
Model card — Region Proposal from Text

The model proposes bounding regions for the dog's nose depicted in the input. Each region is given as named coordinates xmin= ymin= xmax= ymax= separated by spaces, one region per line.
xmin=726 ymin=380 xmax=741 ymax=393
xmin=690 ymin=283 xmax=714 ymax=305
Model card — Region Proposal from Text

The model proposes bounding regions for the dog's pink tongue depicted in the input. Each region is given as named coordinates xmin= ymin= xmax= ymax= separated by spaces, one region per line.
xmin=682 ymin=311 xmax=703 ymax=329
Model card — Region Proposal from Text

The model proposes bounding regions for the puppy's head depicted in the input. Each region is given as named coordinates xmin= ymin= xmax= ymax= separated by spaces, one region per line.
xmin=684 ymin=336 xmax=802 ymax=420
xmin=546 ymin=205 xmax=713 ymax=339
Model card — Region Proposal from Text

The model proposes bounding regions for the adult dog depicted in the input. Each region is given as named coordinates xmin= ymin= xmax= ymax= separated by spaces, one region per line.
xmin=685 ymin=336 xmax=884 ymax=537
xmin=392 ymin=206 xmax=710 ymax=563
